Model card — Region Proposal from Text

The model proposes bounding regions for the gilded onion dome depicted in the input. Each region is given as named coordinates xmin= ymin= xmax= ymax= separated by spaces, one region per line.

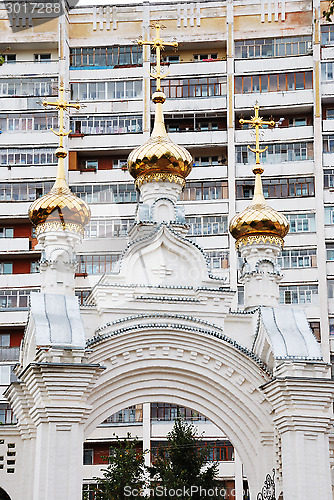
xmin=29 ymin=147 xmax=91 ymax=236
xmin=128 ymin=91 xmax=193 ymax=189
xmin=229 ymin=166 xmax=289 ymax=249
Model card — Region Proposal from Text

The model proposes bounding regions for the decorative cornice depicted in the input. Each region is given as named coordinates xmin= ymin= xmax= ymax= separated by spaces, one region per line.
xmin=236 ymin=234 xmax=284 ymax=250
xmin=36 ymin=221 xmax=84 ymax=237
xmin=135 ymin=173 xmax=186 ymax=189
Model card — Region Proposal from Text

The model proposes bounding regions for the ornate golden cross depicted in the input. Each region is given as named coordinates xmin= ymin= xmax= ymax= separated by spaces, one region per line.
xmin=42 ymin=80 xmax=80 ymax=149
xmin=138 ymin=23 xmax=178 ymax=91
xmin=239 ymin=105 xmax=275 ymax=168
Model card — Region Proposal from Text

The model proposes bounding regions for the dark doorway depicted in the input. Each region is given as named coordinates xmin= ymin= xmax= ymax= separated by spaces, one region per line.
xmin=0 ymin=488 xmax=10 ymax=500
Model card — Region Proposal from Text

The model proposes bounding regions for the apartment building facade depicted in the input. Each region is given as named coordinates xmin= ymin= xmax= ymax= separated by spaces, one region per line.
xmin=0 ymin=0 xmax=333 ymax=498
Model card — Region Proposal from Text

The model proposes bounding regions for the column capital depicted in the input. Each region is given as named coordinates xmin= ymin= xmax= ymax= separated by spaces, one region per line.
xmin=262 ymin=376 xmax=334 ymax=433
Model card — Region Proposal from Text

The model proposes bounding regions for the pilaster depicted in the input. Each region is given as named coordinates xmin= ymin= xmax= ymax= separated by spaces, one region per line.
xmin=262 ymin=362 xmax=334 ymax=500
xmin=6 ymin=348 xmax=104 ymax=500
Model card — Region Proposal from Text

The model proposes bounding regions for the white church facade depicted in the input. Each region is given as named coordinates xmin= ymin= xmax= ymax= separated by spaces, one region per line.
xmin=0 ymin=19 xmax=333 ymax=500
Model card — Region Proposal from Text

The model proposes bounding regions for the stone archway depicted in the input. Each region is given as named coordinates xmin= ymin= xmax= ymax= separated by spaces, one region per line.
xmin=85 ymin=324 xmax=275 ymax=497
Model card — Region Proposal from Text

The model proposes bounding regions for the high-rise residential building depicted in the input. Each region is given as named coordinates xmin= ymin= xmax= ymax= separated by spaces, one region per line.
xmin=0 ymin=1 xmax=333 ymax=499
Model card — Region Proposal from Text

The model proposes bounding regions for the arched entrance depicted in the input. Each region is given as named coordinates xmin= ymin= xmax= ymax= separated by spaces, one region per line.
xmin=85 ymin=322 xmax=275 ymax=497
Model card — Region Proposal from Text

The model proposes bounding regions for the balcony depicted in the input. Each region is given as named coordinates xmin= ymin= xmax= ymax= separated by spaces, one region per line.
xmin=72 ymin=99 xmax=142 ymax=115
xmin=0 ymin=130 xmax=56 ymax=147
xmin=0 ymin=60 xmax=59 ymax=77
xmin=235 ymin=125 xmax=313 ymax=144
xmin=235 ymin=90 xmax=314 ymax=110
xmin=0 ymin=347 xmax=20 ymax=362
xmin=323 ymin=120 xmax=334 ymax=133
xmin=70 ymin=66 xmax=144 ymax=80
xmin=0 ymin=239 xmax=30 ymax=252
xmin=162 ymin=95 xmax=227 ymax=113
xmin=235 ymin=55 xmax=313 ymax=75
xmin=0 ymin=273 xmax=41 ymax=288
xmin=167 ymin=60 xmax=226 ymax=78
xmin=236 ymin=160 xmax=314 ymax=178
xmin=170 ymin=130 xmax=227 ymax=147
xmin=69 ymin=133 xmax=143 ymax=152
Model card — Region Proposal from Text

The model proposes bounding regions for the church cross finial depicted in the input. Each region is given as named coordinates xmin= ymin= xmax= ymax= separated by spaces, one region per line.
xmin=239 ymin=105 xmax=275 ymax=171
xmin=138 ymin=23 xmax=178 ymax=91
xmin=42 ymin=79 xmax=80 ymax=150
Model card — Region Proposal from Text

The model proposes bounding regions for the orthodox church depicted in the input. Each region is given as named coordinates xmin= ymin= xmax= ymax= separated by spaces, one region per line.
xmin=0 ymin=46 xmax=332 ymax=500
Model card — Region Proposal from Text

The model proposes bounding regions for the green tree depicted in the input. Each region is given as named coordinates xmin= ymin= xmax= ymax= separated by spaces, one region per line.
xmin=323 ymin=1 xmax=334 ymax=21
xmin=149 ymin=419 xmax=219 ymax=500
xmin=93 ymin=433 xmax=147 ymax=500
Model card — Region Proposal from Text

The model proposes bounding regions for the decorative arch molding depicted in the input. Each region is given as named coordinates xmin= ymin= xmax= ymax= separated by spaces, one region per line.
xmin=88 ymin=313 xmax=271 ymax=375
xmin=85 ymin=327 xmax=275 ymax=495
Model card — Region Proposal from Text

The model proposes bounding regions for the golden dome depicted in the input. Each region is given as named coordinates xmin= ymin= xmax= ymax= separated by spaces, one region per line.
xmin=229 ymin=169 xmax=289 ymax=248
xmin=29 ymin=153 xmax=91 ymax=236
xmin=128 ymin=92 xmax=193 ymax=188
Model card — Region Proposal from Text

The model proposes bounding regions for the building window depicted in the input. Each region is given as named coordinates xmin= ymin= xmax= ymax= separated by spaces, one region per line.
xmin=75 ymin=290 xmax=91 ymax=306
xmin=0 ymin=404 xmax=16 ymax=425
xmin=278 ymin=248 xmax=317 ymax=268
xmin=0 ymin=290 xmax=32 ymax=309
xmin=0 ymin=182 xmax=52 ymax=202
xmin=0 ymin=367 xmax=10 ymax=386
xmin=329 ymin=318 xmax=334 ymax=334
xmin=0 ymin=335 xmax=10 ymax=347
xmin=324 ymin=169 xmax=334 ymax=188
xmin=0 ymin=78 xmax=57 ymax=97
xmin=151 ymin=403 xmax=207 ymax=421
xmin=0 ymin=149 xmax=57 ymax=167
xmin=204 ymin=441 xmax=235 ymax=462
xmin=322 ymin=62 xmax=334 ymax=81
xmin=285 ymin=213 xmax=315 ymax=232
xmin=30 ymin=262 xmax=39 ymax=273
xmin=34 ymin=54 xmax=51 ymax=62
xmin=84 ymin=219 xmax=134 ymax=239
xmin=152 ymin=76 xmax=226 ymax=98
xmin=235 ymin=72 xmax=312 ymax=93
xmin=193 ymin=156 xmax=225 ymax=167
xmin=309 ymin=321 xmax=321 ymax=342
xmin=83 ymin=449 xmax=93 ymax=465
xmin=236 ymin=177 xmax=315 ymax=198
xmin=4 ymin=54 xmax=16 ymax=63
xmin=180 ymin=181 xmax=228 ymax=201
xmin=236 ymin=142 xmax=313 ymax=164
xmin=206 ymin=251 xmax=229 ymax=269
xmin=0 ymin=228 xmax=13 ymax=238
xmin=323 ymin=135 xmax=334 ymax=153
xmin=0 ymin=263 xmax=12 ymax=275
xmin=77 ymin=255 xmax=120 ymax=275
xmin=70 ymin=115 xmax=142 ymax=135
xmin=321 ymin=25 xmax=334 ymax=45
xmin=325 ymin=206 xmax=334 ymax=224
xmin=112 ymin=158 xmax=128 ymax=169
xmin=193 ymin=53 xmax=218 ymax=61
xmin=70 ymin=46 xmax=143 ymax=67
xmin=162 ymin=54 xmax=180 ymax=63
xmin=279 ymin=285 xmax=319 ymax=305
xmin=237 ymin=286 xmax=244 ymax=305
xmin=186 ymin=216 xmax=228 ymax=236
xmin=82 ymin=483 xmax=98 ymax=500
xmin=235 ymin=36 xmax=312 ymax=59
xmin=71 ymin=80 xmax=142 ymax=101
xmin=71 ymin=184 xmax=137 ymax=204
xmin=103 ymin=405 xmax=143 ymax=424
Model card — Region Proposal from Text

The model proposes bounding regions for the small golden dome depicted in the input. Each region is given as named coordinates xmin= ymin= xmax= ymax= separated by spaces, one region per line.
xmin=128 ymin=91 xmax=193 ymax=188
xmin=29 ymin=157 xmax=91 ymax=235
xmin=229 ymin=171 xmax=289 ymax=248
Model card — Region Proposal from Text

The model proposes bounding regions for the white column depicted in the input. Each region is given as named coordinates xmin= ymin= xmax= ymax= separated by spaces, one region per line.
xmin=313 ymin=0 xmax=330 ymax=362
xmin=234 ymin=450 xmax=243 ymax=500
xmin=226 ymin=0 xmax=237 ymax=305
xmin=142 ymin=402 xmax=151 ymax=468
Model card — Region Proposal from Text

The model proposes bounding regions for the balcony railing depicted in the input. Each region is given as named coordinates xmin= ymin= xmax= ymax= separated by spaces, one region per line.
xmin=0 ymin=347 xmax=20 ymax=362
